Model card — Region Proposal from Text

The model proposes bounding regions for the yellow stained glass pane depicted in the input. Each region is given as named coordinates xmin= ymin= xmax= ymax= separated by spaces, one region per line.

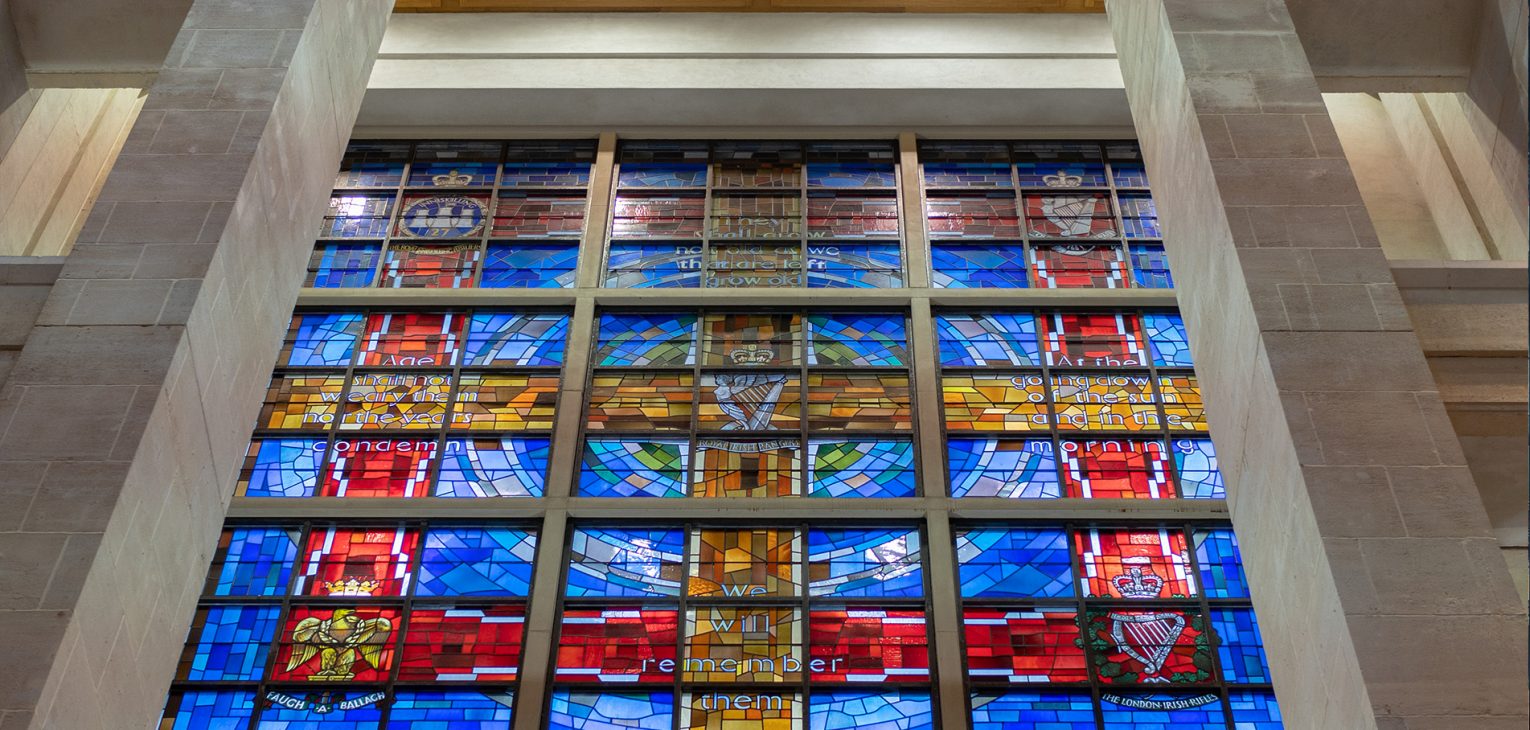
xmin=701 ymin=313 xmax=801 ymax=366
xmin=941 ymin=374 xmax=1050 ymax=432
xmin=692 ymin=440 xmax=802 ymax=497
xmin=806 ymin=373 xmax=911 ymax=431
xmin=682 ymin=607 xmax=803 ymax=683
xmin=1050 ymin=373 xmax=1159 ymax=432
xmin=681 ymin=691 xmax=801 ymax=730
xmin=1158 ymin=374 xmax=1207 ymax=432
xmin=339 ymin=373 xmax=452 ymax=430
xmin=688 ymin=528 xmax=802 ymax=597
xmin=259 ymin=375 xmax=345 ymax=430
xmin=586 ymin=372 xmax=695 ymax=431
xmin=450 ymin=373 xmax=559 ymax=431
xmin=698 ymin=373 xmax=801 ymax=431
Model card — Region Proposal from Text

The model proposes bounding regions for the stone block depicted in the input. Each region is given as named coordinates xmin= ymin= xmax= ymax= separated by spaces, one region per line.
xmin=0 ymin=385 xmax=137 ymax=460
xmin=56 ymin=245 xmax=144 ymax=280
xmin=140 ymin=69 xmax=223 ymax=112
xmin=1360 ymin=537 xmax=1524 ymax=614
xmin=181 ymin=29 xmax=285 ymax=69
xmin=1349 ymin=615 xmax=1528 ymax=717
xmin=1264 ymin=331 xmax=1436 ymax=391
xmin=97 ymin=153 xmax=254 ymax=204
xmin=147 ymin=110 xmax=243 ymax=155
xmin=1225 ymin=113 xmax=1318 ymax=158
xmin=186 ymin=0 xmax=316 ymax=30
xmin=136 ymin=245 xmax=217 ymax=280
xmin=1302 ymin=465 xmax=1406 ymax=537
xmin=62 ymin=280 xmax=174 ymax=326
xmin=0 ymin=286 xmax=49 ymax=344
xmin=0 ymin=533 xmax=68 ymax=610
xmin=7 ymin=326 xmax=182 ymax=386
xmin=0 ymin=611 xmax=69 ymax=708
xmin=1212 ymin=157 xmax=1365 ymax=206
xmin=1244 ymin=204 xmax=1364 ymax=247
xmin=23 ymin=461 xmax=133 ymax=533
xmin=1280 ymin=283 xmax=1385 ymax=331
xmin=209 ymin=68 xmax=288 ymax=111
xmin=40 ymin=534 xmax=104 ymax=611
xmin=1303 ymin=391 xmax=1447 ymax=466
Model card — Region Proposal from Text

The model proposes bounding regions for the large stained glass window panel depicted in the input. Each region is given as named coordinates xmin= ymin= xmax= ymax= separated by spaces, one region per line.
xmin=1076 ymin=528 xmax=1195 ymax=599
xmin=436 ymin=437 xmax=549 ymax=498
xmin=687 ymin=528 xmax=802 ymax=597
xmin=580 ymin=438 xmax=688 ymax=498
xmin=1193 ymin=528 xmax=1250 ymax=599
xmin=1098 ymin=693 xmax=1225 ymax=730
xmin=270 ymin=605 xmax=401 ymax=682
xmin=307 ymin=243 xmax=381 ymax=288
xmin=947 ymin=439 xmax=1058 ymax=499
xmin=462 ymin=312 xmax=568 ymax=366
xmin=808 ymin=439 xmax=915 ymax=498
xmin=398 ymin=606 xmax=526 ymax=681
xmin=416 ymin=527 xmax=537 ymax=597
xmin=594 ymin=313 xmax=698 ymax=367
xmin=969 ymin=691 xmax=1095 ymax=730
xmin=283 ymin=313 xmax=363 ymax=367
xmin=809 ymin=609 xmax=929 ymax=682
xmin=931 ymin=244 xmax=1029 ymax=289
xmin=963 ymin=608 xmax=1086 ymax=684
xmin=161 ymin=690 xmax=256 ymax=730
xmin=548 ymin=691 xmax=675 ymax=730
xmin=937 ymin=314 xmax=1039 ymax=367
xmin=386 ymin=691 xmax=516 ymax=730
xmin=1058 ymin=439 xmax=1173 ymax=499
xmin=806 ymin=529 xmax=923 ymax=598
xmin=956 ymin=528 xmax=1074 ymax=598
xmin=294 ymin=526 xmax=418 ymax=597
xmin=809 ymin=690 xmax=932 ymax=730
xmin=209 ymin=528 xmax=299 ymax=596
xmin=556 ymin=607 xmax=679 ymax=683
xmin=566 ymin=528 xmax=685 ymax=598
xmin=238 ymin=438 xmax=323 ymax=497
xmin=178 ymin=605 xmax=281 ymax=681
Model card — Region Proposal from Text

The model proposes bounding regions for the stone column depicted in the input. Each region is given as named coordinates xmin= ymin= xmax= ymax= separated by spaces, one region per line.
xmin=0 ymin=0 xmax=26 ymax=113
xmin=0 ymin=1 xmax=391 ymax=728
xmin=1106 ymin=1 xmax=1529 ymax=728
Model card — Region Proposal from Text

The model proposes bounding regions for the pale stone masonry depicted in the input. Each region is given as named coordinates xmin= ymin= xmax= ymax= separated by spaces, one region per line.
xmin=1106 ymin=1 xmax=1529 ymax=728
xmin=0 ymin=1 xmax=392 ymax=728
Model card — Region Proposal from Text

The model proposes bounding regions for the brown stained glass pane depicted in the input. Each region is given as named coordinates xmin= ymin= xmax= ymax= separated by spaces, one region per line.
xmin=709 ymin=194 xmax=803 ymax=239
xmin=687 ymin=528 xmax=802 ymax=597
xmin=260 ymin=374 xmax=345 ymax=430
xmin=697 ymin=373 xmax=801 ymax=432
xmin=1030 ymin=244 xmax=1130 ymax=289
xmin=382 ymin=244 xmax=481 ymax=289
xmin=807 ymin=194 xmax=900 ymax=239
xmin=586 ymin=373 xmax=695 ymax=431
xmin=339 ymin=373 xmax=453 ymax=431
xmin=941 ymin=374 xmax=1050 ymax=432
xmin=612 ymin=194 xmax=705 ymax=239
xmin=1024 ymin=193 xmax=1118 ymax=240
xmin=682 ymin=607 xmax=803 ymax=683
xmin=704 ymin=244 xmax=804 ymax=288
xmin=701 ymin=314 xmax=801 ymax=366
xmin=806 ymin=373 xmax=912 ymax=431
xmin=925 ymin=194 xmax=1021 ymax=239
xmin=491 ymin=193 xmax=587 ymax=238
xmin=691 ymin=440 xmax=802 ymax=497
xmin=963 ymin=607 xmax=1088 ymax=684
xmin=1158 ymin=375 xmax=1207 ymax=432
xmin=714 ymin=163 xmax=802 ymax=188
xmin=1050 ymin=373 xmax=1160 ymax=432
xmin=451 ymin=374 xmax=559 ymax=431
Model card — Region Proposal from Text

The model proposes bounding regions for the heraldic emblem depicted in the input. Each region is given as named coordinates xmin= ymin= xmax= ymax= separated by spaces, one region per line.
xmin=400 ymin=195 xmax=485 ymax=239
xmin=710 ymin=372 xmax=789 ymax=431
xmin=285 ymin=608 xmax=394 ymax=681
xmin=1104 ymin=556 xmax=1184 ymax=680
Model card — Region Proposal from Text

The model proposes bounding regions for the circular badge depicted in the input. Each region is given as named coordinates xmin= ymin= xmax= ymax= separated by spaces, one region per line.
xmin=399 ymin=196 xmax=485 ymax=239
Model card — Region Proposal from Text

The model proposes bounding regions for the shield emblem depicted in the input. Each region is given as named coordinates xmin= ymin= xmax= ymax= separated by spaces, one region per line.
xmin=1107 ymin=611 xmax=1185 ymax=677
xmin=1039 ymin=195 xmax=1103 ymax=238
xmin=709 ymin=373 xmax=788 ymax=430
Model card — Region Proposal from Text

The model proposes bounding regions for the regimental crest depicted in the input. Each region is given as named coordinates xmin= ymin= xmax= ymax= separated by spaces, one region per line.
xmin=400 ymin=196 xmax=485 ymax=239
xmin=1038 ymin=195 xmax=1113 ymax=239
xmin=710 ymin=373 xmax=788 ymax=430
xmin=1043 ymin=169 xmax=1085 ymax=188
xmin=431 ymin=169 xmax=474 ymax=187
xmin=323 ymin=577 xmax=381 ymax=597
xmin=285 ymin=608 xmax=393 ymax=681
xmin=1107 ymin=610 xmax=1186 ymax=679
xmin=1112 ymin=557 xmax=1165 ymax=599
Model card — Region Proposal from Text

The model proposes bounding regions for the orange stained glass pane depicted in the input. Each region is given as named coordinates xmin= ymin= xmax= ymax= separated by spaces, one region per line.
xmin=697 ymin=373 xmax=802 ymax=431
xmin=1158 ymin=374 xmax=1207 ymax=432
xmin=1049 ymin=373 xmax=1159 ymax=432
xmin=941 ymin=374 xmax=1050 ymax=432
xmin=682 ymin=607 xmax=803 ymax=683
xmin=586 ymin=372 xmax=696 ymax=431
xmin=806 ymin=373 xmax=912 ymax=431
xmin=701 ymin=313 xmax=801 ymax=366
xmin=450 ymin=373 xmax=559 ymax=430
xmin=339 ymin=373 xmax=453 ymax=430
xmin=688 ymin=528 xmax=802 ymax=597
xmin=691 ymin=440 xmax=802 ymax=497
xmin=259 ymin=374 xmax=346 ymax=430
xmin=1076 ymin=527 xmax=1196 ymax=599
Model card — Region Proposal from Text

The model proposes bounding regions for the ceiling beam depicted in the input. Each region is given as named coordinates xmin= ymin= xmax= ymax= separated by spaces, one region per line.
xmin=393 ymin=1 xmax=1105 ymax=12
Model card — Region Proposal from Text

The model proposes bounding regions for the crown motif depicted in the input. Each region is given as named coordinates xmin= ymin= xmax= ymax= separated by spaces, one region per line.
xmin=1112 ymin=558 xmax=1165 ymax=599
xmin=431 ymin=169 xmax=474 ymax=187
xmin=1043 ymin=169 xmax=1085 ymax=188
xmin=729 ymin=347 xmax=774 ymax=365
xmin=324 ymin=577 xmax=382 ymax=597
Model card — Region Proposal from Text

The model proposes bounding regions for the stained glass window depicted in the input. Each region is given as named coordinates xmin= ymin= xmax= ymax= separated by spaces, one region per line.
xmin=209 ymin=527 xmax=299 ymax=596
xmin=387 ymin=691 xmax=516 ymax=730
xmin=970 ymin=691 xmax=1094 ymax=730
xmin=964 ymin=608 xmax=1087 ymax=683
xmin=566 ymin=528 xmax=685 ymax=598
xmin=161 ymin=690 xmax=256 ymax=730
xmin=416 ymin=527 xmax=537 ymax=596
xmin=809 ymin=690 xmax=932 ymax=730
xmin=609 ymin=141 xmax=903 ymax=289
xmin=948 ymin=439 xmax=1058 ymax=498
xmin=956 ymin=528 xmax=1073 ymax=598
xmin=549 ymin=691 xmax=675 ymax=730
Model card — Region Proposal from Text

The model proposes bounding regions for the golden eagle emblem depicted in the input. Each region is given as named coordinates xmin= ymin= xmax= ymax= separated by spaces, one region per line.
xmin=285 ymin=608 xmax=393 ymax=681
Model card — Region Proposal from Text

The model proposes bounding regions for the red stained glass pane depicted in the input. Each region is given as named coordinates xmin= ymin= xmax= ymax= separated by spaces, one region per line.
xmin=271 ymin=605 xmax=400 ymax=682
xmin=1024 ymin=193 xmax=1117 ymax=239
xmin=1058 ymin=440 xmax=1173 ymax=499
xmin=1087 ymin=609 xmax=1213 ymax=684
xmin=398 ymin=606 xmax=525 ymax=681
xmin=492 ymin=193 xmax=587 ymax=238
xmin=1030 ymin=244 xmax=1128 ymax=289
xmin=809 ymin=609 xmax=930 ymax=682
xmin=382 ymin=244 xmax=481 ymax=288
xmin=1038 ymin=312 xmax=1146 ymax=368
xmin=294 ymin=526 xmax=419 ymax=597
xmin=359 ymin=312 xmax=463 ymax=367
xmin=320 ymin=439 xmax=438 ymax=498
xmin=1076 ymin=528 xmax=1195 ymax=599
xmin=963 ymin=607 xmax=1087 ymax=683
xmin=556 ymin=607 xmax=680 ymax=682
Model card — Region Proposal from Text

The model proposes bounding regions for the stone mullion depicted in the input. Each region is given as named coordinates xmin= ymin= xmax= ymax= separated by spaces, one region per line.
xmin=1105 ymin=1 xmax=1529 ymax=728
xmin=897 ymin=131 xmax=932 ymax=289
xmin=574 ymin=132 xmax=618 ymax=290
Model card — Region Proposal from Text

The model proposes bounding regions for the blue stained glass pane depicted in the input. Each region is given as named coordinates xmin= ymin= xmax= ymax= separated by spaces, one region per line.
xmin=923 ymin=163 xmax=1014 ymax=188
xmin=932 ymin=245 xmax=1029 ymax=288
xmin=503 ymin=162 xmax=591 ymax=187
xmin=242 ymin=439 xmax=323 ymax=498
xmin=437 ymin=437 xmax=548 ymax=498
xmin=1112 ymin=163 xmax=1148 ymax=188
xmin=186 ymin=606 xmax=281 ymax=681
xmin=809 ymin=439 xmax=916 ymax=498
xmin=165 ymin=690 xmax=256 ymax=730
xmin=215 ymin=528 xmax=299 ymax=596
xmin=810 ymin=690 xmax=933 ymax=730
xmin=806 ymin=243 xmax=903 ymax=289
xmin=462 ymin=313 xmax=568 ymax=366
xmin=1229 ymin=691 xmax=1283 ymax=728
xmin=566 ymin=528 xmax=684 ymax=597
xmin=594 ymin=313 xmax=698 ymax=366
xmin=809 ymin=164 xmax=896 ymax=188
xmin=605 ymin=244 xmax=702 ymax=288
xmin=1016 ymin=162 xmax=1107 ymax=188
xmin=1144 ymin=313 xmax=1192 ymax=367
xmin=482 ymin=244 xmax=578 ymax=288
xmin=936 ymin=314 xmax=1040 ymax=367
xmin=807 ymin=314 xmax=907 ymax=366
xmin=411 ymin=162 xmax=498 ymax=188
xmin=1173 ymin=439 xmax=1223 ymax=499
xmin=1213 ymin=608 xmax=1271 ymax=683
xmin=1099 ymin=693 xmax=1226 ymax=730
xmin=322 ymin=194 xmax=394 ymax=238
xmin=549 ymin=691 xmax=674 ymax=730
xmin=255 ymin=692 xmax=387 ymax=730
xmin=287 ymin=313 xmax=364 ymax=366
xmin=1119 ymin=194 xmax=1160 ymax=238
xmin=957 ymin=528 xmax=1074 ymax=598
xmin=1130 ymin=244 xmax=1174 ymax=289
xmin=417 ymin=527 xmax=537 ymax=597
xmin=309 ymin=244 xmax=381 ymax=288
xmin=618 ymin=164 xmax=707 ymax=188
xmin=386 ymin=690 xmax=515 ymax=729
xmin=969 ymin=691 xmax=1095 ymax=730
xmin=948 ymin=439 xmax=1059 ymax=499
xmin=580 ymin=438 xmax=688 ymax=498
xmin=808 ymin=529 xmax=923 ymax=598
xmin=1194 ymin=528 xmax=1250 ymax=599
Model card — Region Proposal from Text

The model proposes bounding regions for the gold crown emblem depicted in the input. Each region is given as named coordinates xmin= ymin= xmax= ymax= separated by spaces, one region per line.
xmin=431 ymin=169 xmax=474 ymax=187
xmin=323 ymin=577 xmax=382 ymax=596
xmin=1043 ymin=169 xmax=1084 ymax=188
xmin=729 ymin=347 xmax=774 ymax=365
